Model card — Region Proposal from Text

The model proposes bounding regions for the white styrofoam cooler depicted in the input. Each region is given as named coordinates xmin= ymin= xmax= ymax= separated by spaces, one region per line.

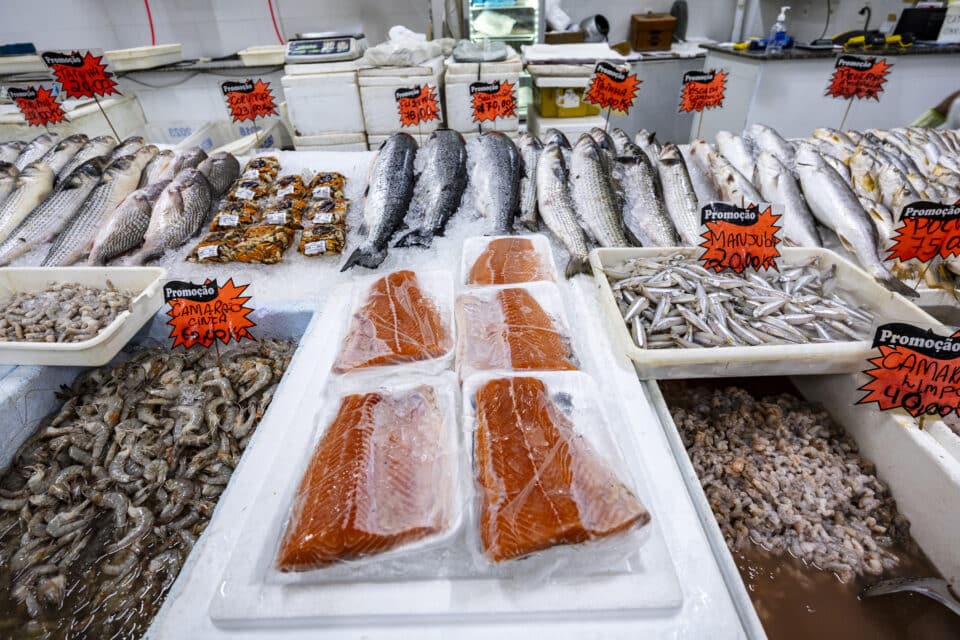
xmin=105 ymin=44 xmax=183 ymax=71
xmin=282 ymin=69 xmax=364 ymax=137
xmin=444 ymin=53 xmax=522 ymax=134
xmin=526 ymin=109 xmax=608 ymax=140
xmin=0 ymin=94 xmax=147 ymax=141
xmin=292 ymin=131 xmax=367 ymax=151
xmin=359 ymin=56 xmax=445 ymax=137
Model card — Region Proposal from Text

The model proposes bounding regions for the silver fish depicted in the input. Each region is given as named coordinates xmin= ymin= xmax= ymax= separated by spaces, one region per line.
xmin=794 ymin=143 xmax=917 ymax=298
xmin=470 ymin=131 xmax=521 ymax=234
xmin=634 ymin=129 xmax=662 ymax=164
xmin=616 ymin=152 xmax=678 ymax=247
xmin=570 ymin=135 xmax=629 ymax=247
xmin=754 ymin=151 xmax=821 ymax=247
xmin=0 ymin=141 xmax=26 ymax=164
xmin=516 ymin=132 xmax=543 ymax=231
xmin=15 ymin=132 xmax=60 ymax=170
xmin=196 ymin=151 xmax=240 ymax=197
xmin=163 ymin=147 xmax=208 ymax=180
xmin=542 ymin=128 xmax=571 ymax=150
xmin=0 ymin=159 xmax=107 ymax=265
xmin=59 ymin=135 xmax=117 ymax=179
xmin=812 ymin=127 xmax=855 ymax=147
xmin=132 ymin=169 xmax=212 ymax=264
xmin=657 ymin=144 xmax=701 ymax=246
xmin=42 ymin=148 xmax=155 ymax=266
xmin=39 ymin=134 xmax=87 ymax=178
xmin=716 ymin=131 xmax=756 ymax=180
xmin=611 ymin=128 xmax=633 ymax=155
xmin=0 ymin=162 xmax=19 ymax=206
xmin=342 ymin=132 xmax=418 ymax=270
xmin=109 ymin=135 xmax=145 ymax=161
xmin=141 ymin=149 xmax=176 ymax=187
xmin=395 ymin=129 xmax=467 ymax=247
xmin=680 ymin=141 xmax=722 ymax=205
xmin=708 ymin=151 xmax=764 ymax=206
xmin=589 ymin=126 xmax=616 ymax=155
xmin=745 ymin=123 xmax=795 ymax=168
xmin=0 ymin=161 xmax=55 ymax=243
xmin=88 ymin=179 xmax=170 ymax=265
xmin=536 ymin=142 xmax=590 ymax=277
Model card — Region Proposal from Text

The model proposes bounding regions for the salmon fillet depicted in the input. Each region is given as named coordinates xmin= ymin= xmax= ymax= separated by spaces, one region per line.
xmin=468 ymin=238 xmax=553 ymax=285
xmin=277 ymin=386 xmax=451 ymax=570
xmin=456 ymin=287 xmax=577 ymax=375
xmin=334 ymin=270 xmax=448 ymax=373
xmin=475 ymin=377 xmax=649 ymax=562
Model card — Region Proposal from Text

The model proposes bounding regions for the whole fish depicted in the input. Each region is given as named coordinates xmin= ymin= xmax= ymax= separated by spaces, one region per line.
xmin=812 ymin=127 xmax=855 ymax=147
xmin=88 ymin=179 xmax=170 ymax=265
xmin=516 ymin=132 xmax=543 ymax=231
xmin=42 ymin=148 xmax=155 ymax=266
xmin=857 ymin=196 xmax=896 ymax=250
xmin=849 ymin=148 xmax=881 ymax=202
xmin=0 ymin=141 xmax=26 ymax=164
xmin=39 ymin=134 xmax=87 ymax=177
xmin=163 ymin=147 xmax=208 ymax=180
xmin=141 ymin=149 xmax=176 ymax=187
xmin=0 ymin=159 xmax=107 ymax=265
xmin=589 ymin=127 xmax=616 ymax=155
xmin=657 ymin=144 xmax=701 ymax=246
xmin=536 ymin=143 xmax=590 ymax=277
xmin=680 ymin=141 xmax=722 ymax=205
xmin=470 ymin=131 xmax=521 ymax=234
xmin=59 ymin=135 xmax=117 ymax=179
xmin=109 ymin=135 xmax=145 ymax=161
xmin=342 ymin=133 xmax=418 ymax=270
xmin=0 ymin=162 xmax=55 ymax=243
xmin=745 ymin=123 xmax=795 ymax=168
xmin=754 ymin=151 xmax=821 ymax=247
xmin=196 ymin=151 xmax=240 ymax=197
xmin=610 ymin=128 xmax=633 ymax=155
xmin=394 ymin=129 xmax=467 ymax=247
xmin=0 ymin=163 xmax=19 ymax=206
xmin=15 ymin=132 xmax=60 ymax=170
xmin=616 ymin=152 xmax=678 ymax=247
xmin=716 ymin=131 xmax=756 ymax=180
xmin=877 ymin=163 xmax=921 ymax=213
xmin=634 ymin=129 xmax=662 ymax=163
xmin=542 ymin=128 xmax=571 ymax=150
xmin=794 ymin=143 xmax=917 ymax=298
xmin=569 ymin=135 xmax=628 ymax=247
xmin=708 ymin=151 xmax=764 ymax=206
xmin=132 ymin=169 xmax=212 ymax=264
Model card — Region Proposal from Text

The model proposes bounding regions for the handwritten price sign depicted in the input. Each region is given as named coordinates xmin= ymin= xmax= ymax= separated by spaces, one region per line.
xmin=470 ymin=80 xmax=516 ymax=123
xmin=826 ymin=55 xmax=892 ymax=101
xmin=584 ymin=62 xmax=641 ymax=114
xmin=395 ymin=85 xmax=440 ymax=127
xmin=887 ymin=201 xmax=960 ymax=264
xmin=221 ymin=79 xmax=278 ymax=124
xmin=8 ymin=86 xmax=66 ymax=127
xmin=699 ymin=202 xmax=781 ymax=273
xmin=41 ymin=51 xmax=119 ymax=99
xmin=165 ymin=279 xmax=256 ymax=349
xmin=858 ymin=323 xmax=960 ymax=417
xmin=679 ymin=69 xmax=727 ymax=113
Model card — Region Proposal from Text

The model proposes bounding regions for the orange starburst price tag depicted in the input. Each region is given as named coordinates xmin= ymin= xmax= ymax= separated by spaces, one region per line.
xmin=584 ymin=62 xmax=641 ymax=114
xmin=221 ymin=79 xmax=278 ymax=123
xmin=165 ymin=279 xmax=256 ymax=349
xmin=826 ymin=55 xmax=892 ymax=101
xmin=679 ymin=69 xmax=727 ymax=112
xmin=41 ymin=50 xmax=120 ymax=99
xmin=8 ymin=86 xmax=67 ymax=127
xmin=395 ymin=85 xmax=440 ymax=127
xmin=886 ymin=200 xmax=960 ymax=264
xmin=470 ymin=80 xmax=517 ymax=123
xmin=699 ymin=202 xmax=782 ymax=273
xmin=858 ymin=323 xmax=960 ymax=418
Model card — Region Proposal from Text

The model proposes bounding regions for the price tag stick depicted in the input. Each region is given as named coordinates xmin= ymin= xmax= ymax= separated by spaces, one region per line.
xmin=254 ymin=116 xmax=261 ymax=147
xmin=92 ymin=94 xmax=119 ymax=139
xmin=696 ymin=110 xmax=704 ymax=140
xmin=839 ymin=98 xmax=854 ymax=131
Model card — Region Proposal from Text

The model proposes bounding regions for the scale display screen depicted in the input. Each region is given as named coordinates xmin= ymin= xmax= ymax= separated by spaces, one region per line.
xmin=288 ymin=39 xmax=353 ymax=56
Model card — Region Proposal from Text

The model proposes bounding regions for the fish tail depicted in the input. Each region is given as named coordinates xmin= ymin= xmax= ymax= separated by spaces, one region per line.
xmin=393 ymin=229 xmax=433 ymax=248
xmin=520 ymin=216 xmax=539 ymax=232
xmin=340 ymin=247 xmax=387 ymax=271
xmin=877 ymin=272 xmax=920 ymax=298
xmin=564 ymin=255 xmax=591 ymax=278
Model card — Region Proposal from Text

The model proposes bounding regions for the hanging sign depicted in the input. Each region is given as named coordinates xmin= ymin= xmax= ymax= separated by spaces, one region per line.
xmin=40 ymin=50 xmax=120 ymax=99
xmin=221 ymin=79 xmax=278 ymax=123
xmin=584 ymin=61 xmax=641 ymax=114
xmin=8 ymin=86 xmax=67 ymax=127
xmin=395 ymin=85 xmax=441 ymax=127
xmin=679 ymin=69 xmax=728 ymax=112
xmin=825 ymin=55 xmax=892 ymax=101
xmin=887 ymin=201 xmax=960 ymax=264
xmin=699 ymin=202 xmax=781 ymax=273
xmin=858 ymin=323 xmax=960 ymax=417
xmin=164 ymin=278 xmax=256 ymax=349
xmin=470 ymin=80 xmax=517 ymax=122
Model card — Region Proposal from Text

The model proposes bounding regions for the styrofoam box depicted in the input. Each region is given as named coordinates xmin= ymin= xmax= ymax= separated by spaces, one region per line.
xmin=105 ymin=44 xmax=182 ymax=71
xmin=239 ymin=45 xmax=285 ymax=67
xmin=444 ymin=54 xmax=522 ymax=134
xmin=0 ymin=54 xmax=46 ymax=74
xmin=0 ymin=267 xmax=165 ymax=366
xmin=177 ymin=120 xmax=240 ymax=152
xmin=358 ymin=56 xmax=445 ymax=136
xmin=215 ymin=118 xmax=291 ymax=155
xmin=0 ymin=95 xmax=147 ymax=142
xmin=282 ymin=71 xmax=364 ymax=136
xmin=526 ymin=108 xmax=608 ymax=140
xmin=142 ymin=121 xmax=210 ymax=147
xmin=292 ymin=131 xmax=367 ymax=151
xmin=591 ymin=247 xmax=941 ymax=379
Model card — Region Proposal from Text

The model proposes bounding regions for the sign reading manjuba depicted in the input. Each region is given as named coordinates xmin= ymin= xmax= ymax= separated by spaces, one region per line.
xmin=887 ymin=201 xmax=960 ymax=263
xmin=699 ymin=202 xmax=781 ymax=273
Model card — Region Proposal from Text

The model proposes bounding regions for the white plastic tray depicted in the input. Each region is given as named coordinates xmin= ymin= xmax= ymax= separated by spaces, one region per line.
xmin=0 ymin=267 xmax=165 ymax=366
xmin=591 ymin=247 xmax=941 ymax=379
xmin=460 ymin=234 xmax=558 ymax=287
xmin=105 ymin=44 xmax=182 ymax=71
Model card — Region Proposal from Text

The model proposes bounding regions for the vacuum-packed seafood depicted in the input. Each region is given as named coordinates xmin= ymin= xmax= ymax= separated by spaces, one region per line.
xmin=467 ymin=237 xmax=554 ymax=285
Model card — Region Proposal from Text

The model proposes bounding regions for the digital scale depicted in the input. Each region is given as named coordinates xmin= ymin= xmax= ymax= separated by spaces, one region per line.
xmin=284 ymin=32 xmax=367 ymax=64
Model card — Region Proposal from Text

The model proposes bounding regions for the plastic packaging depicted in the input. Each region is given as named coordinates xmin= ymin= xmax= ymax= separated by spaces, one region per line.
xmin=273 ymin=374 xmax=464 ymax=576
xmin=298 ymin=225 xmax=346 ymax=256
xmin=308 ymin=171 xmax=347 ymax=194
xmin=765 ymin=6 xmax=791 ymax=54
xmin=209 ymin=201 xmax=259 ymax=231
xmin=268 ymin=174 xmax=307 ymax=200
xmin=186 ymin=231 xmax=238 ymax=263
xmin=333 ymin=270 xmax=455 ymax=375
xmin=455 ymin=282 xmax=577 ymax=381
xmin=229 ymin=225 xmax=295 ymax=264
xmin=302 ymin=199 xmax=348 ymax=228
xmin=462 ymin=371 xmax=652 ymax=573
xmin=461 ymin=234 xmax=557 ymax=286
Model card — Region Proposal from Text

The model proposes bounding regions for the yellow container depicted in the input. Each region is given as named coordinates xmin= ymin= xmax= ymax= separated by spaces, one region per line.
xmin=535 ymin=86 xmax=601 ymax=118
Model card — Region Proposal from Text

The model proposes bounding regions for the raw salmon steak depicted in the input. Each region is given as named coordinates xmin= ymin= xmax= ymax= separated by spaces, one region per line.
xmin=277 ymin=386 xmax=452 ymax=570
xmin=468 ymin=238 xmax=553 ymax=285
xmin=334 ymin=270 xmax=449 ymax=373
xmin=456 ymin=287 xmax=577 ymax=375
xmin=474 ymin=377 xmax=649 ymax=562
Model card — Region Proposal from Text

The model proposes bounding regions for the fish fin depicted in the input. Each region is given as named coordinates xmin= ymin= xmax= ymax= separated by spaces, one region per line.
xmin=564 ymin=256 xmax=591 ymax=278
xmin=340 ymin=247 xmax=387 ymax=271
xmin=521 ymin=219 xmax=539 ymax=232
xmin=877 ymin=273 xmax=920 ymax=298
xmin=394 ymin=229 xmax=433 ymax=248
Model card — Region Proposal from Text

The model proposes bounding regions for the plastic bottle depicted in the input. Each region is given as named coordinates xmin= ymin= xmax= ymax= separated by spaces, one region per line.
xmin=765 ymin=6 xmax=791 ymax=54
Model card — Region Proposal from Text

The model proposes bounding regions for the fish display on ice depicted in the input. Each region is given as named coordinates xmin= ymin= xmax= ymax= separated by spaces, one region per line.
xmin=131 ymin=168 xmax=212 ymax=264
xmin=517 ymin=132 xmax=543 ymax=231
xmin=88 ymin=179 xmax=171 ymax=265
xmin=0 ymin=161 xmax=55 ymax=244
xmin=569 ymin=135 xmax=629 ymax=247
xmin=536 ymin=143 xmax=591 ymax=277
xmin=469 ymin=131 xmax=521 ymax=234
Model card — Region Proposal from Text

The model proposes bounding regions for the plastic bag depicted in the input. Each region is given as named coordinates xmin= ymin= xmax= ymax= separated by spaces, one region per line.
xmin=308 ymin=171 xmax=347 ymax=194
xmin=240 ymin=155 xmax=280 ymax=182
xmin=186 ymin=231 xmax=240 ymax=263
xmin=209 ymin=200 xmax=259 ymax=231
xmin=268 ymin=174 xmax=307 ymax=200
xmin=229 ymin=225 xmax=294 ymax=264
xmin=298 ymin=225 xmax=346 ymax=256
xmin=302 ymin=199 xmax=348 ymax=228
xmin=462 ymin=235 xmax=557 ymax=286
xmin=361 ymin=26 xmax=455 ymax=67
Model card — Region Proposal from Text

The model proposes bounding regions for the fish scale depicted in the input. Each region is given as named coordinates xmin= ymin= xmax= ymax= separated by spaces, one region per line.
xmin=754 ymin=151 xmax=821 ymax=247
xmin=196 ymin=152 xmax=240 ymax=197
xmin=0 ymin=162 xmax=55 ymax=244
xmin=88 ymin=179 xmax=171 ymax=265
xmin=616 ymin=152 xmax=678 ymax=247
xmin=15 ymin=132 xmax=60 ymax=171
xmin=0 ymin=162 xmax=19 ymax=206
xmin=132 ymin=168 xmax=212 ymax=264
xmin=657 ymin=144 xmax=701 ymax=246
xmin=58 ymin=136 xmax=117 ymax=180
xmin=471 ymin=131 xmax=521 ymax=234
xmin=39 ymin=134 xmax=87 ymax=178
xmin=536 ymin=143 xmax=590 ymax=277
xmin=570 ymin=135 xmax=629 ymax=247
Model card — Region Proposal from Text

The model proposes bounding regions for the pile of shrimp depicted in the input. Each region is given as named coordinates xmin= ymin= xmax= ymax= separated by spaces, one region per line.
xmin=0 ymin=339 xmax=295 ymax=639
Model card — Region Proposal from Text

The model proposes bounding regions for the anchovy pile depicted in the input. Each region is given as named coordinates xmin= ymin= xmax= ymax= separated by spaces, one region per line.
xmin=0 ymin=340 xmax=294 ymax=638
xmin=0 ymin=283 xmax=132 ymax=343
xmin=666 ymin=383 xmax=910 ymax=583
xmin=605 ymin=253 xmax=874 ymax=349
